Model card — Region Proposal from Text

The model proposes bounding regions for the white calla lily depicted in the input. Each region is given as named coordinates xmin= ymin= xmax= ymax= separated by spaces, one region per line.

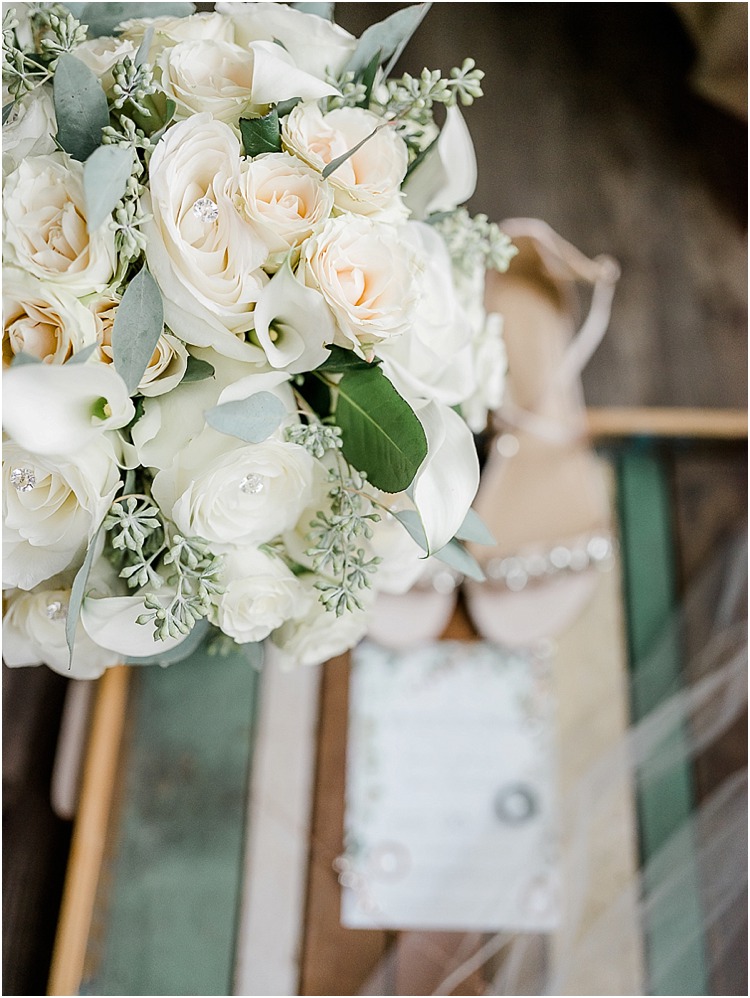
xmin=80 ymin=593 xmax=190 ymax=659
xmin=410 ymin=400 xmax=480 ymax=553
xmin=252 ymin=259 xmax=335 ymax=372
xmin=248 ymin=40 xmax=340 ymax=105
xmin=3 ymin=362 xmax=134 ymax=457
xmin=403 ymin=105 xmax=477 ymax=219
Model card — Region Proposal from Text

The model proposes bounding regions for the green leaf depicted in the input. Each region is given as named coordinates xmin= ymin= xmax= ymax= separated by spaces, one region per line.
xmin=290 ymin=2 xmax=334 ymax=19
xmin=66 ymin=343 xmax=98 ymax=365
xmin=239 ymin=110 xmax=281 ymax=157
xmin=345 ymin=3 xmax=432 ymax=78
xmin=205 ymin=392 xmax=287 ymax=443
xmin=297 ymin=373 xmax=332 ymax=418
xmin=10 ymin=352 xmax=42 ymax=366
xmin=359 ymin=48 xmax=382 ymax=108
xmin=3 ymin=102 xmax=15 ymax=125
xmin=53 ymin=53 xmax=109 ymax=161
xmin=66 ymin=523 xmax=104 ymax=668
xmin=333 ymin=367 xmax=427 ymax=493
xmin=432 ymin=538 xmax=486 ymax=582
xmin=316 ymin=345 xmax=379 ymax=374
xmin=83 ymin=144 xmax=133 ymax=230
xmin=454 ymin=508 xmax=495 ymax=546
xmin=126 ymin=619 xmax=209 ymax=667
xmin=394 ymin=509 xmax=428 ymax=549
xmin=180 ymin=356 xmax=215 ymax=384
xmin=79 ymin=2 xmax=194 ymax=38
xmin=111 ymin=267 xmax=164 ymax=395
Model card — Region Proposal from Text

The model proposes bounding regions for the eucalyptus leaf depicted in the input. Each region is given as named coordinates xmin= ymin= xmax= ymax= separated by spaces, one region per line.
xmin=432 ymin=538 xmax=486 ymax=582
xmin=180 ymin=356 xmax=215 ymax=384
xmin=66 ymin=523 xmax=104 ymax=668
xmin=394 ymin=509 xmax=428 ymax=550
xmin=359 ymin=48 xmax=382 ymax=108
xmin=345 ymin=3 xmax=432 ymax=78
xmin=126 ymin=619 xmax=209 ymax=667
xmin=454 ymin=507 xmax=496 ymax=546
xmin=135 ymin=25 xmax=154 ymax=66
xmin=66 ymin=343 xmax=98 ymax=365
xmin=291 ymin=2 xmax=334 ymax=19
xmin=10 ymin=352 xmax=42 ymax=366
xmin=322 ymin=124 xmax=379 ymax=180
xmin=83 ymin=144 xmax=133 ymax=230
xmin=239 ymin=110 xmax=281 ymax=157
xmin=205 ymin=392 xmax=287 ymax=443
xmin=111 ymin=267 xmax=164 ymax=395
xmin=79 ymin=2 xmax=194 ymax=37
xmin=53 ymin=54 xmax=109 ymax=161
xmin=316 ymin=345 xmax=379 ymax=374
xmin=333 ymin=367 xmax=427 ymax=493
xmin=3 ymin=102 xmax=15 ymax=125
xmin=275 ymin=97 xmax=301 ymax=118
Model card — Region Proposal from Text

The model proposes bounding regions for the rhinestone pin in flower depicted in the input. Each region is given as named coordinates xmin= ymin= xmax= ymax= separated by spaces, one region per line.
xmin=10 ymin=466 xmax=36 ymax=492
xmin=192 ymin=196 xmax=219 ymax=223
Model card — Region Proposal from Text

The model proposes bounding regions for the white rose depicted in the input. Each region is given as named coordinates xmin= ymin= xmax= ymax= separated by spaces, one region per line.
xmin=304 ymin=215 xmax=421 ymax=353
xmin=160 ymin=436 xmax=316 ymax=548
xmin=144 ymin=114 xmax=268 ymax=363
xmin=217 ymin=1 xmax=356 ymax=80
xmin=216 ymin=547 xmax=309 ymax=644
xmin=130 ymin=349 xmax=262 ymax=472
xmin=284 ymin=102 xmax=408 ymax=219
xmin=270 ymin=579 xmax=371 ymax=667
xmin=74 ymin=36 xmax=137 ymax=93
xmin=3 ymin=437 xmax=121 ymax=591
xmin=3 ymin=587 xmax=112 ymax=679
xmin=4 ymin=153 xmax=116 ymax=296
xmin=376 ymin=222 xmax=476 ymax=406
xmin=2 ymin=87 xmax=56 ymax=176
xmin=119 ymin=12 xmax=235 ymax=54
xmin=3 ymin=268 xmax=98 ymax=366
xmin=237 ymin=152 xmax=333 ymax=263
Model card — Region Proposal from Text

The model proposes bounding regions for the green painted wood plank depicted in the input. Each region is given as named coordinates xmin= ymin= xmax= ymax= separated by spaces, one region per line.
xmin=80 ymin=646 xmax=259 ymax=997
xmin=617 ymin=447 xmax=708 ymax=996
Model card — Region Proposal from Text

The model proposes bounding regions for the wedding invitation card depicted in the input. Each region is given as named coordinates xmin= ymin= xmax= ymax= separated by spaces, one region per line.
xmin=341 ymin=640 xmax=561 ymax=932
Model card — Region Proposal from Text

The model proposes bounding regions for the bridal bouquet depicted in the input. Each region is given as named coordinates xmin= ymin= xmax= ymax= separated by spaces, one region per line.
xmin=2 ymin=1 xmax=515 ymax=678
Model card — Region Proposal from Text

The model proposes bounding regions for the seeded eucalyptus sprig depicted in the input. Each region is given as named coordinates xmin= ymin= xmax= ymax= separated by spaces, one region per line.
xmin=103 ymin=494 xmax=224 ymax=641
xmin=2 ymin=5 xmax=86 ymax=100
xmin=429 ymin=208 xmax=518 ymax=276
xmin=284 ymin=420 xmax=381 ymax=615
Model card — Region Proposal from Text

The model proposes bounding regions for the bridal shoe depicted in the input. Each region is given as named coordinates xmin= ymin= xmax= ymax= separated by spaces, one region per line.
xmin=463 ymin=219 xmax=620 ymax=648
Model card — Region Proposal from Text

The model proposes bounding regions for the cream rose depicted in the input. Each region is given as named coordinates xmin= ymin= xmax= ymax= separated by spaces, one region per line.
xmin=216 ymin=547 xmax=309 ymax=644
xmin=3 ymin=268 xmax=98 ymax=367
xmin=304 ymin=215 xmax=421 ymax=353
xmin=217 ymin=1 xmax=356 ymax=80
xmin=284 ymin=102 xmax=408 ymax=219
xmin=119 ymin=12 xmax=235 ymax=55
xmin=237 ymin=152 xmax=334 ymax=263
xmin=3 ymin=437 xmax=121 ymax=591
xmin=143 ymin=114 xmax=268 ymax=363
xmin=93 ymin=300 xmax=189 ymax=397
xmin=2 ymin=87 xmax=56 ymax=176
xmin=4 ymin=153 xmax=116 ymax=296
xmin=158 ymin=39 xmax=255 ymax=124
xmin=74 ymin=36 xmax=137 ymax=93
xmin=3 ymin=587 xmax=112 ymax=679
xmin=270 ymin=578 xmax=372 ymax=668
